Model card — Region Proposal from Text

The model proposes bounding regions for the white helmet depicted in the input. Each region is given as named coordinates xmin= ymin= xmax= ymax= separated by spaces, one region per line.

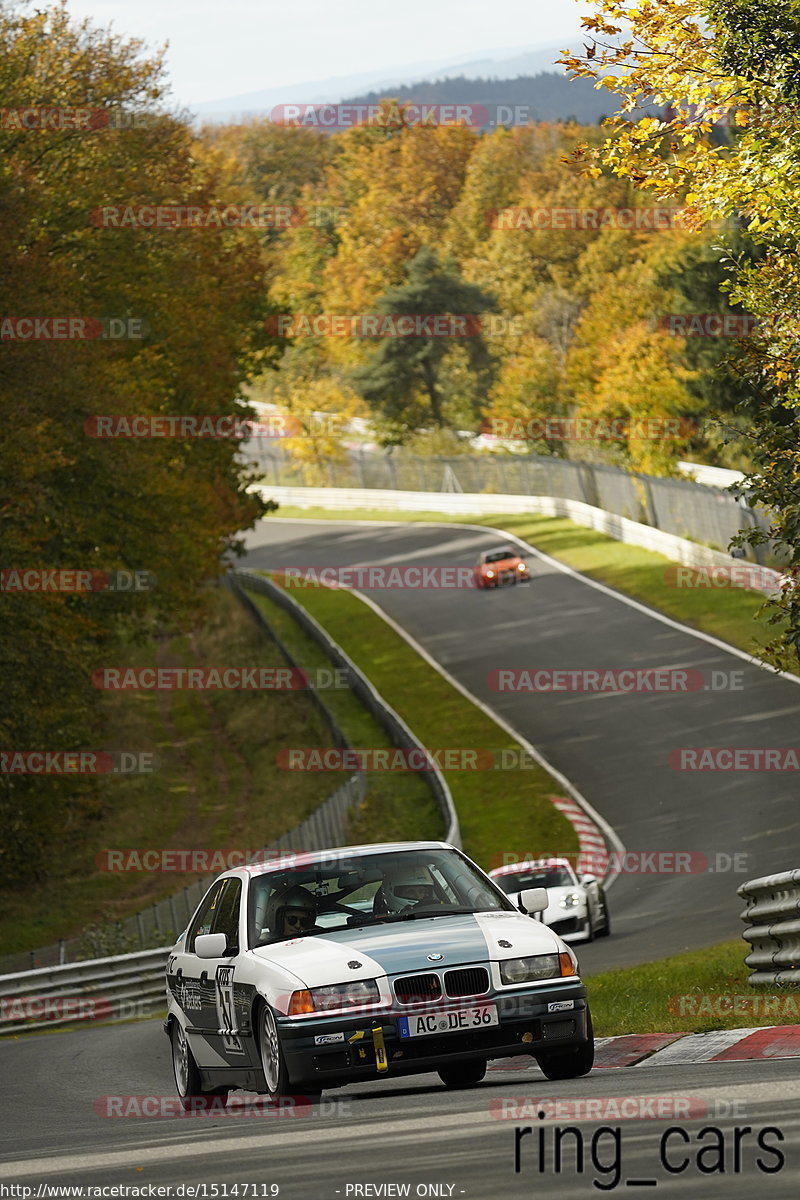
xmin=265 ymin=883 xmax=317 ymax=937
xmin=377 ymin=862 xmax=438 ymax=916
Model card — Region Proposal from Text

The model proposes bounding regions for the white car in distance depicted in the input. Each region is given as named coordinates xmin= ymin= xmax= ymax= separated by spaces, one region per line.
xmin=489 ymin=858 xmax=610 ymax=944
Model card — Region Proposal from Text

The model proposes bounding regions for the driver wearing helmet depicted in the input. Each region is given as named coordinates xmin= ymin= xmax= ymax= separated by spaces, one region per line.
xmin=266 ymin=883 xmax=319 ymax=939
xmin=374 ymin=861 xmax=441 ymax=917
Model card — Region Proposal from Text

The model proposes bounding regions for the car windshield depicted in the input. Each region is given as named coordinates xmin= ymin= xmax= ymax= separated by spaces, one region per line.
xmin=495 ymin=866 xmax=576 ymax=891
xmin=248 ymin=848 xmax=514 ymax=946
xmin=483 ymin=549 xmax=517 ymax=564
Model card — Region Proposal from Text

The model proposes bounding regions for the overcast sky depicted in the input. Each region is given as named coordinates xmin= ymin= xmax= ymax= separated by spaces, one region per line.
xmin=65 ymin=0 xmax=587 ymax=107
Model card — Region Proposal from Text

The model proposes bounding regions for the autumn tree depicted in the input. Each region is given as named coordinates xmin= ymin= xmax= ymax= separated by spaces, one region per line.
xmin=0 ymin=2 xmax=269 ymax=880
xmin=352 ymin=248 xmax=497 ymax=439
xmin=562 ymin=0 xmax=800 ymax=664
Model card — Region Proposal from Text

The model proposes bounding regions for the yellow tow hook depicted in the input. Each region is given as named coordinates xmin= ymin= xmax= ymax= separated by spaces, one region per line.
xmin=372 ymin=1025 xmax=388 ymax=1073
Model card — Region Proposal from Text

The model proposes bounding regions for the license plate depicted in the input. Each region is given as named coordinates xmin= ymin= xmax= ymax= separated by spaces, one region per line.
xmin=397 ymin=1004 xmax=499 ymax=1038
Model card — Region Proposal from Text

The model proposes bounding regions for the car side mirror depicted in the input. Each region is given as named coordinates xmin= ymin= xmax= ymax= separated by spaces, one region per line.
xmin=579 ymin=874 xmax=597 ymax=885
xmin=195 ymin=933 xmax=229 ymax=959
xmin=518 ymin=887 xmax=548 ymax=914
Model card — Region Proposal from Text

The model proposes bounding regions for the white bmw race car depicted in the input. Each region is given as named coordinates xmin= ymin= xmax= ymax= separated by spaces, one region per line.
xmin=165 ymin=841 xmax=594 ymax=1105
xmin=489 ymin=858 xmax=611 ymax=943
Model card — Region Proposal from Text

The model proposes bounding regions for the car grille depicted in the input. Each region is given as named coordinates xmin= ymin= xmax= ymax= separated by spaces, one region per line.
xmin=444 ymin=967 xmax=490 ymax=998
xmin=542 ymin=1019 xmax=576 ymax=1040
xmin=394 ymin=974 xmax=442 ymax=1004
xmin=550 ymin=916 xmax=581 ymax=935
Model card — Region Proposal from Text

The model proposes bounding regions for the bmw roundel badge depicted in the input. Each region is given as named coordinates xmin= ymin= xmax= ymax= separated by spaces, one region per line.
xmin=427 ymin=952 xmax=444 ymax=961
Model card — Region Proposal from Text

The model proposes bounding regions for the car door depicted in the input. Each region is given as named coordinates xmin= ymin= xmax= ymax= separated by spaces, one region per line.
xmin=170 ymin=876 xmax=244 ymax=1069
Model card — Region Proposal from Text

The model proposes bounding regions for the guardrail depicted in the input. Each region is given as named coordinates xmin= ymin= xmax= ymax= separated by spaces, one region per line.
xmin=233 ymin=569 xmax=460 ymax=847
xmin=0 ymin=947 xmax=170 ymax=1035
xmin=252 ymin=484 xmax=785 ymax=597
xmin=245 ymin=444 xmax=777 ymax=566
xmin=739 ymin=871 xmax=800 ymax=985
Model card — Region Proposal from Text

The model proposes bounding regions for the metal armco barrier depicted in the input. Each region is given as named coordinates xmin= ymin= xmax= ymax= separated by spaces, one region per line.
xmin=739 ymin=871 xmax=800 ymax=985
xmin=233 ymin=569 xmax=460 ymax=847
xmin=0 ymin=948 xmax=169 ymax=1035
xmin=252 ymin=485 xmax=784 ymax=597
xmin=244 ymin=444 xmax=778 ymax=567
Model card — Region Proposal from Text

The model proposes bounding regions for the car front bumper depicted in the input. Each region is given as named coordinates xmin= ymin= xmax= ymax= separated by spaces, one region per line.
xmin=277 ymin=981 xmax=589 ymax=1085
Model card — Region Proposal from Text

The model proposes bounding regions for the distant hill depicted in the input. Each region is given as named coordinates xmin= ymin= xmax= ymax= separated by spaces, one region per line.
xmin=342 ymin=72 xmax=639 ymax=127
xmin=189 ymin=41 xmax=587 ymax=123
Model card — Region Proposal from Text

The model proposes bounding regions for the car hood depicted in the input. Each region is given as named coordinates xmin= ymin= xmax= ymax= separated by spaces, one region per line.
xmin=250 ymin=910 xmax=562 ymax=987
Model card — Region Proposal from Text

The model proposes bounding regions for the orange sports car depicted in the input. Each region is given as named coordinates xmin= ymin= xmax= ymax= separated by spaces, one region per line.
xmin=474 ymin=546 xmax=531 ymax=589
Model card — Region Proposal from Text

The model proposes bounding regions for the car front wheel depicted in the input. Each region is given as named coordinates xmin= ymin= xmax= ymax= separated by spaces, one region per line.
xmin=535 ymin=1011 xmax=594 ymax=1081
xmin=437 ymin=1060 xmax=487 ymax=1089
xmin=257 ymin=1003 xmax=322 ymax=1101
xmin=258 ymin=1003 xmax=292 ymax=1098
xmin=596 ymin=895 xmax=611 ymax=937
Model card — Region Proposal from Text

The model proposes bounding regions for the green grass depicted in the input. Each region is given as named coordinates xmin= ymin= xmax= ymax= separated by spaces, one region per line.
xmin=246 ymin=589 xmax=441 ymax=845
xmin=0 ymin=589 xmax=364 ymax=955
xmin=246 ymin=574 xmax=579 ymax=875
xmin=274 ymin=506 xmax=775 ymax=659
xmin=587 ymin=938 xmax=800 ymax=1037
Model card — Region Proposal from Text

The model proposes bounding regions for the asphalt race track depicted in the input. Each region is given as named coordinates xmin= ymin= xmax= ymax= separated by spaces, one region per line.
xmin=241 ymin=518 xmax=800 ymax=972
xmin=2 ymin=1020 xmax=800 ymax=1197
xmin=4 ymin=516 xmax=800 ymax=1198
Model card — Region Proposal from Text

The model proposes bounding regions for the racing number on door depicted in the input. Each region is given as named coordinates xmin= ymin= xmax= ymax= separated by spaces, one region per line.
xmin=215 ymin=965 xmax=244 ymax=1054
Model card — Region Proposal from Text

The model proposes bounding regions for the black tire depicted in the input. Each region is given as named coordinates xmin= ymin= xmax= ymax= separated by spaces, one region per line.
xmin=171 ymin=1020 xmax=203 ymax=1111
xmin=437 ymin=1060 xmax=487 ymax=1089
xmin=257 ymin=1002 xmax=293 ymax=1098
xmin=256 ymin=1003 xmax=323 ymax=1101
xmin=536 ymin=1010 xmax=594 ymax=1081
xmin=596 ymin=895 xmax=611 ymax=937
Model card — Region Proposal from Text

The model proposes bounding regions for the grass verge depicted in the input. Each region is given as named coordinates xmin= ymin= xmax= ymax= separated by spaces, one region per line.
xmin=0 ymin=588 xmax=356 ymax=956
xmin=275 ymin=506 xmax=775 ymax=659
xmin=587 ymin=938 xmax=800 ymax=1036
xmin=248 ymin=574 xmax=579 ymax=874
xmin=245 ymin=589 xmax=440 ymax=845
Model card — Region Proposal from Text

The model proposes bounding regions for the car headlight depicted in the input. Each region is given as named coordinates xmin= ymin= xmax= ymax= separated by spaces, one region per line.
xmin=486 ymin=570 xmax=495 ymax=578
xmin=517 ymin=562 xmax=527 ymax=571
xmin=500 ymin=954 xmax=561 ymax=984
xmin=307 ymin=979 xmax=380 ymax=1011
xmin=559 ymin=892 xmax=582 ymax=909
